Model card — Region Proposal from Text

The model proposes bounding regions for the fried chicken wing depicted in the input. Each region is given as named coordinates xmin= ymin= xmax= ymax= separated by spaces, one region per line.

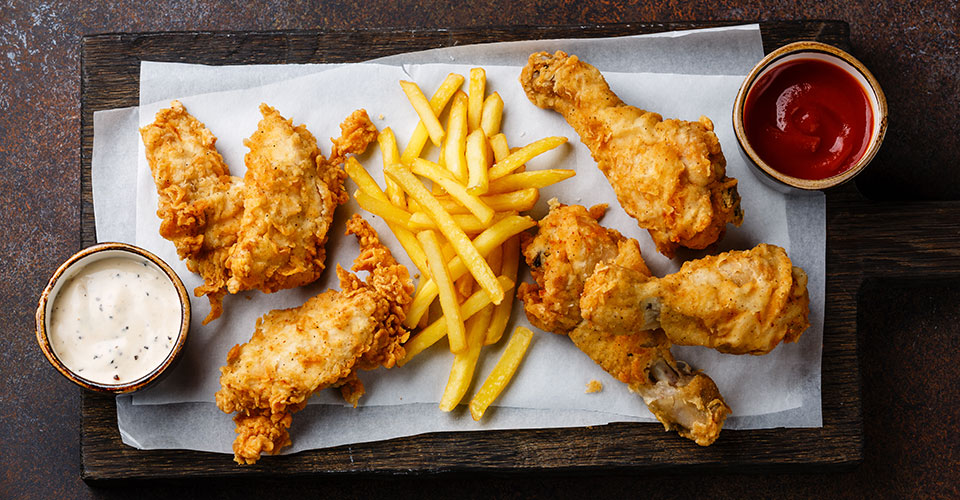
xmin=215 ymin=215 xmax=413 ymax=464
xmin=520 ymin=51 xmax=743 ymax=257
xmin=581 ymin=244 xmax=810 ymax=355
xmin=140 ymin=101 xmax=245 ymax=322
xmin=518 ymin=201 xmax=729 ymax=445
xmin=142 ymin=103 xmax=377 ymax=323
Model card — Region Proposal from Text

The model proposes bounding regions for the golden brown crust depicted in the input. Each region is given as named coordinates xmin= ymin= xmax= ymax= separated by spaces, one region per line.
xmin=141 ymin=102 xmax=376 ymax=323
xmin=520 ymin=51 xmax=743 ymax=257
xmin=215 ymin=215 xmax=412 ymax=464
xmin=518 ymin=202 xmax=729 ymax=446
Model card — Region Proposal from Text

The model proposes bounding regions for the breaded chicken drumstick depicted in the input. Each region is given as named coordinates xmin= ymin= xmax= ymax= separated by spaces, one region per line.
xmin=215 ymin=215 xmax=414 ymax=464
xmin=518 ymin=201 xmax=730 ymax=445
xmin=580 ymin=244 xmax=810 ymax=355
xmin=520 ymin=51 xmax=743 ymax=257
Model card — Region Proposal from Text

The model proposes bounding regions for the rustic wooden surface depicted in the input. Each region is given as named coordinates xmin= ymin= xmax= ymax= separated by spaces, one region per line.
xmin=73 ymin=21 xmax=895 ymax=480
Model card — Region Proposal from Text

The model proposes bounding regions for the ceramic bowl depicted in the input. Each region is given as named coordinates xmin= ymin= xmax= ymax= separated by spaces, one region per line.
xmin=35 ymin=242 xmax=190 ymax=393
xmin=732 ymin=41 xmax=887 ymax=192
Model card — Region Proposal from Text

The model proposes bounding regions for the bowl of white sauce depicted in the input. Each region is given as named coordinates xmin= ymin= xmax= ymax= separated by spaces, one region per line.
xmin=35 ymin=242 xmax=190 ymax=393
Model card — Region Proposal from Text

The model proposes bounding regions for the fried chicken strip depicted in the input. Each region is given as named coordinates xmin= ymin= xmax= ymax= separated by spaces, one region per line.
xmin=520 ymin=51 xmax=743 ymax=257
xmin=140 ymin=101 xmax=245 ymax=322
xmin=226 ymin=106 xmax=376 ymax=295
xmin=518 ymin=201 xmax=729 ymax=445
xmin=215 ymin=215 xmax=413 ymax=464
xmin=580 ymin=244 xmax=810 ymax=355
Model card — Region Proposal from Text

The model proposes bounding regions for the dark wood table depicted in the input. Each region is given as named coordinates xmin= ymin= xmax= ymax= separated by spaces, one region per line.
xmin=2 ymin=1 xmax=957 ymax=498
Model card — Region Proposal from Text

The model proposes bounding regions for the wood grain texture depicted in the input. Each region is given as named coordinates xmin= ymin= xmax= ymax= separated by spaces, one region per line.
xmin=78 ymin=21 xmax=936 ymax=481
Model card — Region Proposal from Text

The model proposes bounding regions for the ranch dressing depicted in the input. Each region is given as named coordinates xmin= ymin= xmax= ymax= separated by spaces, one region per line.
xmin=48 ymin=256 xmax=181 ymax=385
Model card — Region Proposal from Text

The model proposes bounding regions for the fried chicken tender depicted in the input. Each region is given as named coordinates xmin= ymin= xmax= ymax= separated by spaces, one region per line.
xmin=517 ymin=201 xmax=729 ymax=445
xmin=520 ymin=51 xmax=743 ymax=257
xmin=215 ymin=215 xmax=413 ymax=465
xmin=140 ymin=101 xmax=245 ymax=322
xmin=142 ymin=102 xmax=377 ymax=323
xmin=581 ymin=244 xmax=810 ymax=355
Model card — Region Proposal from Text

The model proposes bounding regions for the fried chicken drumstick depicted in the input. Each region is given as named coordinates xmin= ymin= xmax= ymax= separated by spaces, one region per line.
xmin=141 ymin=102 xmax=377 ymax=323
xmin=215 ymin=215 xmax=413 ymax=465
xmin=580 ymin=244 xmax=810 ymax=355
xmin=520 ymin=51 xmax=743 ymax=257
xmin=517 ymin=201 xmax=729 ymax=445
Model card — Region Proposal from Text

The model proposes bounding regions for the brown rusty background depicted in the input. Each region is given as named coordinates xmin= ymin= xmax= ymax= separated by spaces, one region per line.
xmin=1 ymin=0 xmax=957 ymax=498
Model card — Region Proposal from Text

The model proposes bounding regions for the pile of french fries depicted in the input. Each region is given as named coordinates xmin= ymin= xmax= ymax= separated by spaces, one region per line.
xmin=345 ymin=68 xmax=573 ymax=419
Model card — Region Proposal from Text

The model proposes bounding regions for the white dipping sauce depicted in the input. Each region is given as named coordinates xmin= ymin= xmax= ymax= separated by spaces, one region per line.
xmin=48 ymin=256 xmax=181 ymax=385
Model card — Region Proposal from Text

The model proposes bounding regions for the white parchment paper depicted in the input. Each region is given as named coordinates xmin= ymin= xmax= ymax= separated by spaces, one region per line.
xmin=91 ymin=25 xmax=826 ymax=456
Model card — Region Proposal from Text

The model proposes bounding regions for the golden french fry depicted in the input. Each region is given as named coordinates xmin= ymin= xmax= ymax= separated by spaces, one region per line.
xmin=353 ymin=190 xmax=412 ymax=227
xmin=408 ymin=211 xmax=502 ymax=234
xmin=385 ymin=163 xmax=503 ymax=308
xmin=465 ymin=129 xmax=491 ymax=195
xmin=485 ymin=235 xmax=519 ymax=345
xmin=401 ymin=73 xmax=465 ymax=164
xmin=455 ymin=273 xmax=474 ymax=301
xmin=467 ymin=68 xmax=486 ymax=132
xmin=404 ymin=215 xmax=534 ymax=327
xmin=436 ymin=188 xmax=539 ymax=214
xmin=486 ymin=169 xmax=576 ymax=194
xmin=443 ymin=90 xmax=469 ymax=182
xmin=439 ymin=303 xmax=492 ymax=411
xmin=489 ymin=133 xmax=510 ymax=162
xmin=480 ymin=92 xmax=504 ymax=138
xmin=469 ymin=326 xmax=535 ymax=420
xmin=418 ymin=229 xmax=467 ymax=353
xmin=411 ymin=158 xmax=495 ymax=224
xmin=378 ymin=128 xmax=406 ymax=208
xmin=400 ymin=80 xmax=445 ymax=147
xmin=399 ymin=276 xmax=514 ymax=366
xmin=344 ymin=158 xmax=429 ymax=278
xmin=488 ymin=136 xmax=568 ymax=180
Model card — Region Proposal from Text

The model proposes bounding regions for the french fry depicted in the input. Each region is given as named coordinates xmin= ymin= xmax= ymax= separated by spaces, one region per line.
xmin=408 ymin=211 xmax=502 ymax=234
xmin=437 ymin=188 xmax=539 ymax=214
xmin=465 ymin=129 xmax=491 ymax=195
xmin=480 ymin=93 xmax=504 ymax=137
xmin=344 ymin=158 xmax=430 ymax=278
xmin=489 ymin=133 xmax=510 ymax=162
xmin=443 ymin=91 xmax=469 ymax=181
xmin=468 ymin=326 xmax=535 ymax=420
xmin=418 ymin=229 xmax=467 ymax=353
xmin=485 ymin=235 xmax=519 ymax=345
xmin=467 ymin=68 xmax=486 ymax=132
xmin=455 ymin=273 xmax=474 ymax=300
xmin=401 ymin=73 xmax=465 ymax=164
xmin=411 ymin=158 xmax=495 ymax=224
xmin=385 ymin=163 xmax=504 ymax=308
xmin=377 ymin=128 xmax=406 ymax=208
xmin=488 ymin=136 xmax=568 ymax=180
xmin=404 ymin=215 xmax=535 ymax=327
xmin=399 ymin=80 xmax=445 ymax=147
xmin=439 ymin=304 xmax=492 ymax=411
xmin=486 ymin=169 xmax=576 ymax=194
xmin=399 ymin=276 xmax=514 ymax=366
xmin=353 ymin=190 xmax=412 ymax=227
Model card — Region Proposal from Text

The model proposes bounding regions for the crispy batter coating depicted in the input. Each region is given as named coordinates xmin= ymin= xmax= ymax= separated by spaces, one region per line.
xmin=518 ymin=202 xmax=729 ymax=446
xmin=215 ymin=215 xmax=413 ymax=464
xmin=520 ymin=51 xmax=743 ymax=257
xmin=226 ymin=104 xmax=349 ymax=295
xmin=141 ymin=102 xmax=377 ymax=323
xmin=581 ymin=244 xmax=810 ymax=355
xmin=140 ymin=101 xmax=245 ymax=322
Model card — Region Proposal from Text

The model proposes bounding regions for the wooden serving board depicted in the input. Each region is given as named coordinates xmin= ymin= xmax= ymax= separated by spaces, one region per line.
xmin=80 ymin=21 xmax=960 ymax=480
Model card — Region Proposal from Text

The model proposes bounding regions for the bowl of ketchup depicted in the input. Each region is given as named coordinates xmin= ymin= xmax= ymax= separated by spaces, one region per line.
xmin=733 ymin=41 xmax=887 ymax=192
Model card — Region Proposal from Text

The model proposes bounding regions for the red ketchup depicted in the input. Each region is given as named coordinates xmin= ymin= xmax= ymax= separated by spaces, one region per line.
xmin=743 ymin=58 xmax=873 ymax=180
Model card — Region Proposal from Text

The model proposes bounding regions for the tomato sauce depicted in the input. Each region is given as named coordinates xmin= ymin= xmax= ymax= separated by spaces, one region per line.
xmin=743 ymin=58 xmax=873 ymax=180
